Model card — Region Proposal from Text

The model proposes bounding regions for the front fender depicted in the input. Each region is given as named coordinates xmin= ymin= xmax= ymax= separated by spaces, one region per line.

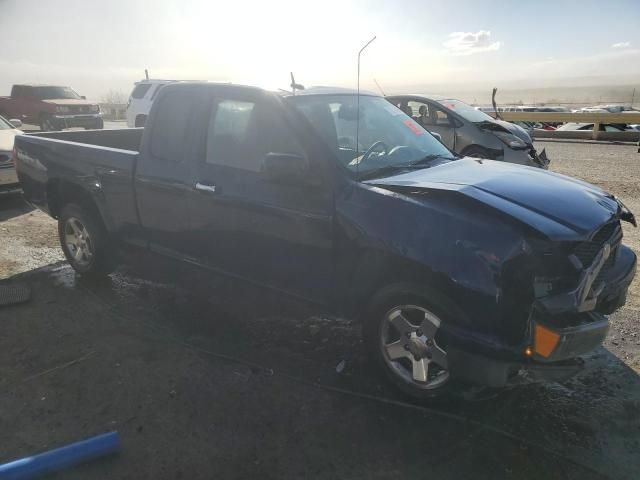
xmin=336 ymin=181 xmax=534 ymax=340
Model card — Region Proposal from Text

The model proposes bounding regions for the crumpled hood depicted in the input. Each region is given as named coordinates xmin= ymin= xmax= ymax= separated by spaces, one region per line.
xmin=495 ymin=120 xmax=533 ymax=145
xmin=367 ymin=158 xmax=624 ymax=240
xmin=42 ymin=99 xmax=98 ymax=106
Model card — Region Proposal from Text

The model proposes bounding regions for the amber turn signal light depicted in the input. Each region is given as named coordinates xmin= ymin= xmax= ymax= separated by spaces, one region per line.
xmin=524 ymin=346 xmax=533 ymax=357
xmin=534 ymin=324 xmax=560 ymax=358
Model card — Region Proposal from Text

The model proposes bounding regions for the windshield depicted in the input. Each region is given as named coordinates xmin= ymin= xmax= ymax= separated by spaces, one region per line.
xmin=287 ymin=94 xmax=455 ymax=178
xmin=33 ymin=86 xmax=81 ymax=100
xmin=436 ymin=99 xmax=494 ymax=123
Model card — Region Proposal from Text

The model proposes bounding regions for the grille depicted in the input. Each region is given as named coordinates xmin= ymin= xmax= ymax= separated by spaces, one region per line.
xmin=61 ymin=105 xmax=96 ymax=114
xmin=0 ymin=153 xmax=10 ymax=165
xmin=595 ymin=252 xmax=616 ymax=285
xmin=573 ymin=222 xmax=621 ymax=268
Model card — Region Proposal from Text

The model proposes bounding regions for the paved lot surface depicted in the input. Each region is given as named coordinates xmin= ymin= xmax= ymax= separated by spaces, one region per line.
xmin=0 ymin=140 xmax=639 ymax=479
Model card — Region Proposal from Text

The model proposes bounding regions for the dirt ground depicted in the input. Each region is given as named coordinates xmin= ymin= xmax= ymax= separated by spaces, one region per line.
xmin=0 ymin=140 xmax=639 ymax=479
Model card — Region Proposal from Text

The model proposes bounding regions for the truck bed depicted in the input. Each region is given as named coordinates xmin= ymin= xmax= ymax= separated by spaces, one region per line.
xmin=15 ymin=128 xmax=143 ymax=237
xmin=31 ymin=128 xmax=143 ymax=152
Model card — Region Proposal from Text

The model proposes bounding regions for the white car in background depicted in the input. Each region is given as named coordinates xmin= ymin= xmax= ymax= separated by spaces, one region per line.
xmin=0 ymin=115 xmax=23 ymax=193
xmin=126 ymin=79 xmax=176 ymax=127
xmin=556 ymin=122 xmax=626 ymax=132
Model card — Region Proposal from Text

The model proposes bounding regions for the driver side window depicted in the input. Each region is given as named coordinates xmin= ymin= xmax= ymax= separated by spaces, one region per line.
xmin=409 ymin=101 xmax=452 ymax=128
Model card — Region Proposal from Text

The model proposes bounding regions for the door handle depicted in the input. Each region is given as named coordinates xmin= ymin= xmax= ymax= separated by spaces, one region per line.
xmin=194 ymin=182 xmax=217 ymax=194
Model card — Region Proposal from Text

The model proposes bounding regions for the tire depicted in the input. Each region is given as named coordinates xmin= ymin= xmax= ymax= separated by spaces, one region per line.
xmin=461 ymin=146 xmax=491 ymax=159
xmin=134 ymin=115 xmax=147 ymax=128
xmin=58 ymin=203 xmax=114 ymax=276
xmin=39 ymin=114 xmax=57 ymax=132
xmin=363 ymin=285 xmax=460 ymax=400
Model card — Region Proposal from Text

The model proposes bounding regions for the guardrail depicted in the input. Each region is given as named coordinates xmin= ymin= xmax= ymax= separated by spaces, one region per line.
xmin=487 ymin=112 xmax=640 ymax=141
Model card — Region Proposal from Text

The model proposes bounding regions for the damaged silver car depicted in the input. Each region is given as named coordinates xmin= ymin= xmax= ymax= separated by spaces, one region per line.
xmin=387 ymin=94 xmax=549 ymax=168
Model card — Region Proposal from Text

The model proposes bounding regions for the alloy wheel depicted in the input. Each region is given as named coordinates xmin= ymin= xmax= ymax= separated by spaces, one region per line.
xmin=380 ymin=305 xmax=449 ymax=389
xmin=63 ymin=217 xmax=94 ymax=267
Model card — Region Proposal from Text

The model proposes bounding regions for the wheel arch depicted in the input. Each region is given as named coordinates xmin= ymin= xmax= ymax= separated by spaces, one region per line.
xmin=340 ymin=249 xmax=470 ymax=326
xmin=46 ymin=179 xmax=111 ymax=233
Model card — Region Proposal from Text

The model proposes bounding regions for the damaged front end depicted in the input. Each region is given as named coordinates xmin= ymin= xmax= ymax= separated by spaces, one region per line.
xmin=526 ymin=218 xmax=636 ymax=362
xmin=450 ymin=215 xmax=636 ymax=388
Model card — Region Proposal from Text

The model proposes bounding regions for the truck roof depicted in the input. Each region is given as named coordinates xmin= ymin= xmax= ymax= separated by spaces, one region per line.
xmin=12 ymin=84 xmax=69 ymax=88
xmin=159 ymin=82 xmax=380 ymax=98
xmin=278 ymin=86 xmax=379 ymax=98
xmin=387 ymin=94 xmax=450 ymax=101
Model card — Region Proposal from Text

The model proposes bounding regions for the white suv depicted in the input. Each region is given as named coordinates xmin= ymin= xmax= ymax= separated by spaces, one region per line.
xmin=126 ymin=80 xmax=176 ymax=127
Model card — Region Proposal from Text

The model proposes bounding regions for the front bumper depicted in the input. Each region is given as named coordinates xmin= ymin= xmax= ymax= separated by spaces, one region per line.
xmin=537 ymin=245 xmax=636 ymax=315
xmin=448 ymin=311 xmax=609 ymax=387
xmin=448 ymin=347 xmax=586 ymax=387
xmin=51 ymin=113 xmax=102 ymax=129
xmin=501 ymin=145 xmax=549 ymax=169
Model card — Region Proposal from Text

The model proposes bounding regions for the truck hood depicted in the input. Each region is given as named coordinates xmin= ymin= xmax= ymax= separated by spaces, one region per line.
xmin=42 ymin=99 xmax=98 ymax=106
xmin=0 ymin=128 xmax=20 ymax=152
xmin=366 ymin=158 xmax=624 ymax=240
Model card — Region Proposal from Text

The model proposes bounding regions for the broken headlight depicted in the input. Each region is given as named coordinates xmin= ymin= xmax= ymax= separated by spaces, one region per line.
xmin=493 ymin=130 xmax=528 ymax=149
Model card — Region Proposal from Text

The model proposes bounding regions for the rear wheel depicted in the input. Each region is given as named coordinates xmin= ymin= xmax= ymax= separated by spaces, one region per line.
xmin=58 ymin=204 xmax=114 ymax=276
xmin=364 ymin=288 xmax=457 ymax=399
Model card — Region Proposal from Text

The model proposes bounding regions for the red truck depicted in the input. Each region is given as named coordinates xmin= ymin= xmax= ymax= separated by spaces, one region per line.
xmin=0 ymin=84 xmax=103 ymax=131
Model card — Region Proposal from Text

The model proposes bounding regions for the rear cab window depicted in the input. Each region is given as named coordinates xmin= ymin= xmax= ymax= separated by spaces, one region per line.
xmin=150 ymin=91 xmax=200 ymax=162
xmin=131 ymin=83 xmax=152 ymax=100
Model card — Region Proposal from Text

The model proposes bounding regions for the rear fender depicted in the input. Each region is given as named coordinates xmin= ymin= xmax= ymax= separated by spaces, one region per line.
xmin=47 ymin=178 xmax=112 ymax=233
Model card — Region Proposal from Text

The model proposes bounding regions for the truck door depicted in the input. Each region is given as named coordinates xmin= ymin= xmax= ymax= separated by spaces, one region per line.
xmin=134 ymin=87 xmax=207 ymax=259
xmin=187 ymin=87 xmax=334 ymax=303
xmin=420 ymin=101 xmax=457 ymax=150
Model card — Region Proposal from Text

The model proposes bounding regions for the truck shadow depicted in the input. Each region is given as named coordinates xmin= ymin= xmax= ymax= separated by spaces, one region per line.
xmin=23 ymin=260 xmax=640 ymax=479
xmin=0 ymin=193 xmax=33 ymax=221
xmin=62 ymin=259 xmax=640 ymax=478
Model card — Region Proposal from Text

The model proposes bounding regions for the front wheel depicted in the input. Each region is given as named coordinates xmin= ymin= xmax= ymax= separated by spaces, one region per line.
xmin=58 ymin=203 xmax=114 ymax=276
xmin=364 ymin=289 xmax=457 ymax=399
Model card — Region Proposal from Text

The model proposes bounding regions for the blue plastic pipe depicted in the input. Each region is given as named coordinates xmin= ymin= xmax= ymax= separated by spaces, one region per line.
xmin=0 ymin=431 xmax=119 ymax=480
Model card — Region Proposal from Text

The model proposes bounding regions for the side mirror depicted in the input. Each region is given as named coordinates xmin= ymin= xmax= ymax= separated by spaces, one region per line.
xmin=430 ymin=131 xmax=443 ymax=142
xmin=81 ymin=95 xmax=87 ymax=100
xmin=9 ymin=119 xmax=22 ymax=128
xmin=262 ymin=152 xmax=308 ymax=182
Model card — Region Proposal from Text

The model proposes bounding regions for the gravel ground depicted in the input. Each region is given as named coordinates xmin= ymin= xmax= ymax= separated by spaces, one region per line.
xmin=0 ymin=140 xmax=639 ymax=479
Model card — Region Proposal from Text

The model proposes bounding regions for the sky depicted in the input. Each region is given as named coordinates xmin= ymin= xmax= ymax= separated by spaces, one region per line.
xmin=1 ymin=0 xmax=639 ymax=101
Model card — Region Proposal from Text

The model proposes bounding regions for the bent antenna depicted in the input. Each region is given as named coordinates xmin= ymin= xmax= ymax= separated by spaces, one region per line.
xmin=290 ymin=72 xmax=305 ymax=95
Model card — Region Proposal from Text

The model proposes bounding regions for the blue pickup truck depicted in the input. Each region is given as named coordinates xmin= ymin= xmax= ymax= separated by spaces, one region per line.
xmin=14 ymin=82 xmax=637 ymax=399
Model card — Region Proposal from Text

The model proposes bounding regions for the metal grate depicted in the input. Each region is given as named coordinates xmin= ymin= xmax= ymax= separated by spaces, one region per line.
xmin=0 ymin=283 xmax=31 ymax=306
xmin=573 ymin=222 xmax=621 ymax=268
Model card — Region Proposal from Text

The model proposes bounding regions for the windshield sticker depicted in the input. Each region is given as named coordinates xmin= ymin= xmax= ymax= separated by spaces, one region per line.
xmin=403 ymin=118 xmax=425 ymax=135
